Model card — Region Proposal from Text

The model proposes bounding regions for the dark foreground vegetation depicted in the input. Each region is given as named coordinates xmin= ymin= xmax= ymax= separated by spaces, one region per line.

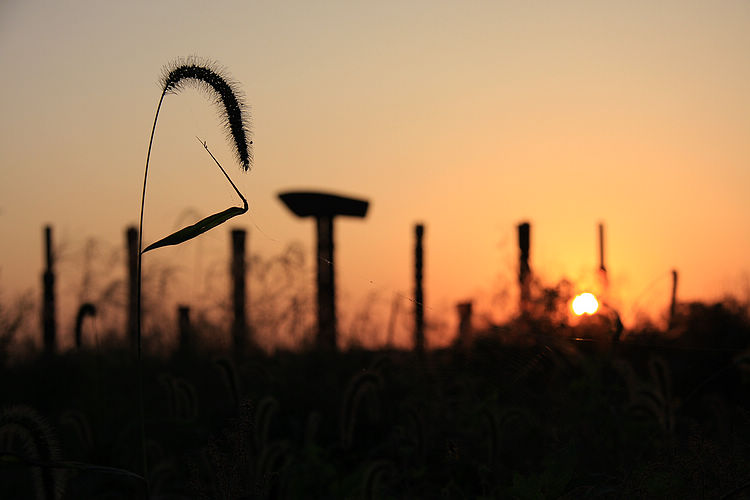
xmin=2 ymin=299 xmax=750 ymax=499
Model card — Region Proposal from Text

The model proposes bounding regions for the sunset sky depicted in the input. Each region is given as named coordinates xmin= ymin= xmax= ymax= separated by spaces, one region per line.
xmin=1 ymin=1 xmax=748 ymax=349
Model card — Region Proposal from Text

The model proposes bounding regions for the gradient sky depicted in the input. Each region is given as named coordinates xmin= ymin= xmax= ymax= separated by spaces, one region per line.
xmin=1 ymin=0 xmax=749 ymax=349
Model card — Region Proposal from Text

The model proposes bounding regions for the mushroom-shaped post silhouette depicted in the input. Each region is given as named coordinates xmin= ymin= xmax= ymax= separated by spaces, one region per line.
xmin=279 ymin=191 xmax=369 ymax=350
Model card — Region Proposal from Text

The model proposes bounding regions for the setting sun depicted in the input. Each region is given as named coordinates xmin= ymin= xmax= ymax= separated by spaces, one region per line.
xmin=572 ymin=293 xmax=599 ymax=316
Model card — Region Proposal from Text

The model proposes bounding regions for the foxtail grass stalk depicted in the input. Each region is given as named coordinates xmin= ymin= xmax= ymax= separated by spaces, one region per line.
xmin=137 ymin=57 xmax=253 ymax=490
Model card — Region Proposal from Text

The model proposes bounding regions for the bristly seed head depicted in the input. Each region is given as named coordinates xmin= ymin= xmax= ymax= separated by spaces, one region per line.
xmin=160 ymin=57 xmax=253 ymax=171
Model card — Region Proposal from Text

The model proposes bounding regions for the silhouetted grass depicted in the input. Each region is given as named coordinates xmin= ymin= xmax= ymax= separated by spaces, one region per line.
xmin=135 ymin=57 xmax=254 ymax=489
xmin=1 ymin=298 xmax=749 ymax=498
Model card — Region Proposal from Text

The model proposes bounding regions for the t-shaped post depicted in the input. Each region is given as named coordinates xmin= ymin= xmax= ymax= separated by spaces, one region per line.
xmin=278 ymin=191 xmax=369 ymax=350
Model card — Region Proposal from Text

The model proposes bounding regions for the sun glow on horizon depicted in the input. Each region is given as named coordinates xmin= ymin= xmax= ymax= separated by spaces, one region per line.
xmin=572 ymin=293 xmax=599 ymax=316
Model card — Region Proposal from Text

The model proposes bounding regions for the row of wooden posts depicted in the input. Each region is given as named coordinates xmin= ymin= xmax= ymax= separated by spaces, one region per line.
xmin=39 ymin=225 xmax=251 ymax=356
xmin=38 ymin=218 xmax=679 ymax=355
xmin=38 ymin=221 xmax=424 ymax=354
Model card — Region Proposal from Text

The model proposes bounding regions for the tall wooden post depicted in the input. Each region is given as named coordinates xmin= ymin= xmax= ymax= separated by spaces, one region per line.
xmin=126 ymin=226 xmax=138 ymax=349
xmin=316 ymin=216 xmax=336 ymax=350
xmin=518 ymin=222 xmax=531 ymax=315
xmin=598 ymin=222 xmax=608 ymax=291
xmin=42 ymin=225 xmax=56 ymax=356
xmin=231 ymin=229 xmax=248 ymax=353
xmin=278 ymin=191 xmax=369 ymax=351
xmin=178 ymin=305 xmax=191 ymax=354
xmin=599 ymin=222 xmax=607 ymax=273
xmin=668 ymin=269 xmax=678 ymax=330
xmin=414 ymin=224 xmax=425 ymax=353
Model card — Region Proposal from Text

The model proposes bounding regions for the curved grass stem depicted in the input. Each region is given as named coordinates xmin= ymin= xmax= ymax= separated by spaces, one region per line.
xmin=136 ymin=60 xmax=252 ymax=498
xmin=135 ymin=89 xmax=166 ymax=497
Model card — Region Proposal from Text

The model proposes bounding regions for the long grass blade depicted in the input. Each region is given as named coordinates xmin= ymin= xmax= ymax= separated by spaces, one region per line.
xmin=143 ymin=202 xmax=248 ymax=253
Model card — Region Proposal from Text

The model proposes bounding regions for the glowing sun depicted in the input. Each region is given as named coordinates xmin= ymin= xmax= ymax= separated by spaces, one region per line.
xmin=572 ymin=293 xmax=599 ymax=316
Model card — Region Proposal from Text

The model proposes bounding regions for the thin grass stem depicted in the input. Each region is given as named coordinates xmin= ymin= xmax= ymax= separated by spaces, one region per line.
xmin=136 ymin=60 xmax=252 ymax=497
xmin=196 ymin=137 xmax=248 ymax=209
xmin=135 ymin=90 xmax=165 ymax=498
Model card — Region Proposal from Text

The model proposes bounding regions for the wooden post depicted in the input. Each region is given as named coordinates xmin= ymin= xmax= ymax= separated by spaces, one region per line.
xmin=668 ymin=269 xmax=678 ymax=330
xmin=456 ymin=301 xmax=473 ymax=349
xmin=598 ymin=222 xmax=608 ymax=291
xmin=316 ymin=216 xmax=336 ymax=350
xmin=42 ymin=225 xmax=56 ymax=356
xmin=518 ymin=222 xmax=531 ymax=316
xmin=126 ymin=226 xmax=138 ymax=349
xmin=278 ymin=191 xmax=369 ymax=351
xmin=231 ymin=229 xmax=248 ymax=353
xmin=598 ymin=223 xmax=606 ymax=273
xmin=414 ymin=223 xmax=425 ymax=353
xmin=178 ymin=305 xmax=191 ymax=354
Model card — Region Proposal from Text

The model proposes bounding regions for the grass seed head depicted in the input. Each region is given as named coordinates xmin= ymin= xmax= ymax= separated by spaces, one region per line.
xmin=0 ymin=405 xmax=63 ymax=500
xmin=160 ymin=57 xmax=253 ymax=171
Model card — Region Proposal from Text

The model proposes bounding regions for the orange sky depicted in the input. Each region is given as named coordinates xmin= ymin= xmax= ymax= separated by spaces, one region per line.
xmin=1 ymin=1 xmax=749 ymax=350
